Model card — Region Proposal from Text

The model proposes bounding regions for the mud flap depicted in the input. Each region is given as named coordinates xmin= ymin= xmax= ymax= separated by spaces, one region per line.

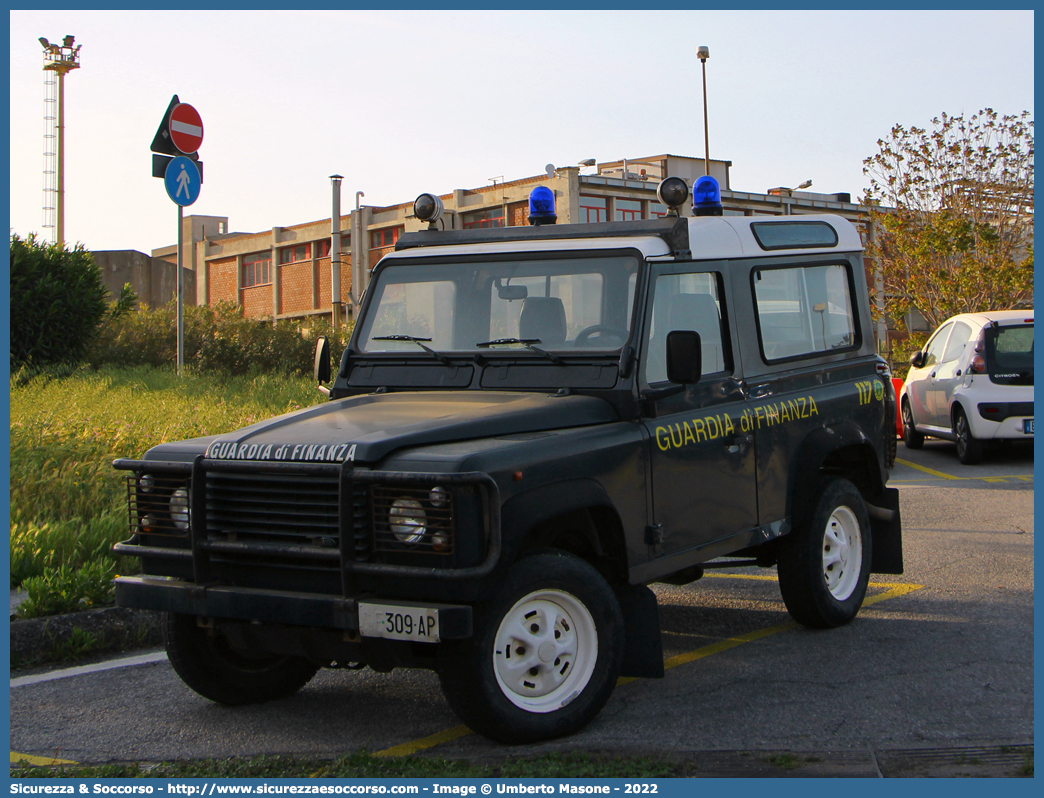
xmin=869 ymin=487 xmax=903 ymax=574
xmin=615 ymin=583 xmax=664 ymax=678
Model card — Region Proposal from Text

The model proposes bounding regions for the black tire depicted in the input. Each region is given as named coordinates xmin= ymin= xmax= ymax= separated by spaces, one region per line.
xmin=438 ymin=552 xmax=624 ymax=744
xmin=902 ymin=399 xmax=924 ymax=449
xmin=777 ymin=478 xmax=872 ymax=629
xmin=163 ymin=613 xmax=319 ymax=706
xmin=954 ymin=407 xmax=985 ymax=465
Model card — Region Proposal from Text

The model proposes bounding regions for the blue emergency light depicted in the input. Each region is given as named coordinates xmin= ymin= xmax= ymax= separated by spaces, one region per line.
xmin=528 ymin=186 xmax=557 ymax=225
xmin=692 ymin=175 xmax=723 ymax=216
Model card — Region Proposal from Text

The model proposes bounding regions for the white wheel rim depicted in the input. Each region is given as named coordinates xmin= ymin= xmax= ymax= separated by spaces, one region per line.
xmin=821 ymin=506 xmax=862 ymax=600
xmin=492 ymin=589 xmax=598 ymax=714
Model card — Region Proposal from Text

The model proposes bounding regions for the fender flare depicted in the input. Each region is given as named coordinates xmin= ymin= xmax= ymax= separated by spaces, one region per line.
xmin=499 ymin=478 xmax=625 ymax=576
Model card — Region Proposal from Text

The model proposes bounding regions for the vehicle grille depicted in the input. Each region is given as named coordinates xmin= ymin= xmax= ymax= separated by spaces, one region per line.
xmin=205 ymin=471 xmax=339 ymax=545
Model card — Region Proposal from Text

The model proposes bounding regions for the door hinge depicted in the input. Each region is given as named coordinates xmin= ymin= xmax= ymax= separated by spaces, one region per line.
xmin=644 ymin=524 xmax=664 ymax=545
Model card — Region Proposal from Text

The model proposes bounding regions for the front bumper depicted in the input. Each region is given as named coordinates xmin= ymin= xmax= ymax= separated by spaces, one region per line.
xmin=115 ymin=576 xmax=474 ymax=639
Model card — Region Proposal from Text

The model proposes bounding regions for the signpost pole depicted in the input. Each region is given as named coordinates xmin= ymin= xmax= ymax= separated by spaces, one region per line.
xmin=177 ymin=204 xmax=184 ymax=374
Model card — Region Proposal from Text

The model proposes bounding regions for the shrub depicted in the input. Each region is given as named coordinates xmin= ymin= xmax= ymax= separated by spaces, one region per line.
xmin=17 ymin=559 xmax=116 ymax=618
xmin=10 ymin=233 xmax=108 ymax=368
xmin=90 ymin=300 xmax=353 ymax=376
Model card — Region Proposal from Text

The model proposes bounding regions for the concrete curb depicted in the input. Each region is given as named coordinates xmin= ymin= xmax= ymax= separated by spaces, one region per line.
xmin=10 ymin=606 xmax=162 ymax=669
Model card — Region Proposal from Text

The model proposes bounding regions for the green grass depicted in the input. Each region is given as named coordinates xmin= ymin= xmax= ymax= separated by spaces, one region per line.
xmin=11 ymin=752 xmax=679 ymax=779
xmin=10 ymin=365 xmax=326 ymax=605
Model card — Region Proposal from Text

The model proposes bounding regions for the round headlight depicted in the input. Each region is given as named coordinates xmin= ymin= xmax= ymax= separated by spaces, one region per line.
xmin=390 ymin=498 xmax=427 ymax=544
xmin=429 ymin=486 xmax=449 ymax=507
xmin=414 ymin=193 xmax=444 ymax=225
xmin=169 ymin=488 xmax=190 ymax=531
xmin=139 ymin=474 xmax=155 ymax=493
xmin=656 ymin=176 xmax=690 ymax=212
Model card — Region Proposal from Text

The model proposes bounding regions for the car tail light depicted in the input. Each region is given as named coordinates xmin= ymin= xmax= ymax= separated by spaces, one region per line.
xmin=969 ymin=353 xmax=986 ymax=374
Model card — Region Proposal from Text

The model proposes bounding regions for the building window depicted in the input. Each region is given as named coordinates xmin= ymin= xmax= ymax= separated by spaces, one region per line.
xmin=462 ymin=207 xmax=504 ymax=229
xmin=316 ymin=235 xmax=351 ymax=259
xmin=615 ymin=199 xmax=643 ymax=222
xmin=579 ymin=195 xmax=608 ymax=223
xmin=279 ymin=244 xmax=310 ymax=265
xmin=370 ymin=227 xmax=403 ymax=248
xmin=243 ymin=253 xmax=272 ymax=288
xmin=648 ymin=201 xmax=668 ymax=218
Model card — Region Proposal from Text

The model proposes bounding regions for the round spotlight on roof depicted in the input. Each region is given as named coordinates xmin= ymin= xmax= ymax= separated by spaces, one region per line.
xmin=656 ymin=177 xmax=689 ymax=216
xmin=414 ymin=193 xmax=444 ymax=229
xmin=528 ymin=186 xmax=557 ymax=226
xmin=692 ymin=175 xmax=723 ymax=217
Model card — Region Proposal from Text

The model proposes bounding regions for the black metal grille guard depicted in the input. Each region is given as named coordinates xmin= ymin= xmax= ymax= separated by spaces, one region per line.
xmin=112 ymin=457 xmax=502 ymax=590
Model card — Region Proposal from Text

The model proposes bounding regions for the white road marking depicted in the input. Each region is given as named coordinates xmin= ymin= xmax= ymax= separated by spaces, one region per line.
xmin=10 ymin=651 xmax=167 ymax=688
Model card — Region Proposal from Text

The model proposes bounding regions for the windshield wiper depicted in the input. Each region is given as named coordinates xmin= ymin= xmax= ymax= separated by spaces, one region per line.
xmin=372 ymin=335 xmax=451 ymax=366
xmin=475 ymin=337 xmax=564 ymax=365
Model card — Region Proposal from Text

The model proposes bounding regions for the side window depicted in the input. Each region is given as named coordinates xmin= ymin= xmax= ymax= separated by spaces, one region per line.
xmin=644 ymin=271 xmax=729 ymax=384
xmin=923 ymin=322 xmax=953 ymax=368
xmin=753 ymin=263 xmax=857 ymax=361
xmin=941 ymin=321 xmax=972 ymax=364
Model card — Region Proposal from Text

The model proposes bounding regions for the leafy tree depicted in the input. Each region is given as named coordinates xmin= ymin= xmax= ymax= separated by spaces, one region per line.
xmin=862 ymin=109 xmax=1033 ymax=333
xmin=10 ymin=233 xmax=109 ymax=368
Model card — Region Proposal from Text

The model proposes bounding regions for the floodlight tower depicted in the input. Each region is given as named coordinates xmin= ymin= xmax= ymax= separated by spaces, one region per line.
xmin=40 ymin=34 xmax=81 ymax=246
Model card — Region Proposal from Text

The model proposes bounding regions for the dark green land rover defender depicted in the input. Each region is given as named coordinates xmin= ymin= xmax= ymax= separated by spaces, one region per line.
xmin=114 ymin=178 xmax=901 ymax=743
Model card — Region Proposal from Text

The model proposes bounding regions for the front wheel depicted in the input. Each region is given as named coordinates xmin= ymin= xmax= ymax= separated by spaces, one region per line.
xmin=954 ymin=407 xmax=985 ymax=464
xmin=438 ymin=552 xmax=623 ymax=744
xmin=164 ymin=613 xmax=319 ymax=706
xmin=777 ymin=479 xmax=872 ymax=629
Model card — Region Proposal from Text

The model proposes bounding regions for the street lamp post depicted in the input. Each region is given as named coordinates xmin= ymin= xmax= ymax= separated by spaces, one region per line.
xmin=698 ymin=45 xmax=710 ymax=177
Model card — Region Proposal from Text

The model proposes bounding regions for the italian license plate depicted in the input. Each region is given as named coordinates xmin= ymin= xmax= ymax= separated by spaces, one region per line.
xmin=358 ymin=602 xmax=440 ymax=643
xmin=1024 ymin=419 xmax=1034 ymax=434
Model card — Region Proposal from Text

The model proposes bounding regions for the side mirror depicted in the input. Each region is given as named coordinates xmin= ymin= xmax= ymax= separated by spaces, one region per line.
xmin=314 ymin=336 xmax=331 ymax=384
xmin=666 ymin=330 xmax=702 ymax=385
xmin=909 ymin=350 xmax=925 ymax=369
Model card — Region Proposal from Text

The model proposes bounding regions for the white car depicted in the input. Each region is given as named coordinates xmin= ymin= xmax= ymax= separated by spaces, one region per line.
xmin=901 ymin=310 xmax=1033 ymax=464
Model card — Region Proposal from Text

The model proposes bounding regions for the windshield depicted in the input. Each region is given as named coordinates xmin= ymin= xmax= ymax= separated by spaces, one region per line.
xmin=357 ymin=254 xmax=640 ymax=354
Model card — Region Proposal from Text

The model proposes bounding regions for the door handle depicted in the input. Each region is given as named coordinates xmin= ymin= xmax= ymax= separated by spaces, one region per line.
xmin=748 ymin=383 xmax=772 ymax=399
xmin=726 ymin=433 xmax=753 ymax=454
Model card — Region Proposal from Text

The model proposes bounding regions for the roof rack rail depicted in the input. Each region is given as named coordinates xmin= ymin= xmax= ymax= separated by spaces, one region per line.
xmin=395 ymin=216 xmax=691 ymax=258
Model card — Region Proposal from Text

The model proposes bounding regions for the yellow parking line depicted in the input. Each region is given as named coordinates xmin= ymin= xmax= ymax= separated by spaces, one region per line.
xmin=372 ymin=578 xmax=924 ymax=757
xmin=894 ymin=458 xmax=964 ymax=480
xmin=10 ymin=752 xmax=77 ymax=766
xmin=371 ymin=724 xmax=472 ymax=758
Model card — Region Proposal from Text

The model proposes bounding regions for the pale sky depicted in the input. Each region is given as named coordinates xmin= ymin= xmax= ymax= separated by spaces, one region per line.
xmin=8 ymin=9 xmax=1035 ymax=255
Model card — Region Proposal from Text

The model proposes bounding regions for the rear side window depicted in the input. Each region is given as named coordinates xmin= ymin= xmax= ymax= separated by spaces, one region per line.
xmin=753 ymin=263 xmax=858 ymax=361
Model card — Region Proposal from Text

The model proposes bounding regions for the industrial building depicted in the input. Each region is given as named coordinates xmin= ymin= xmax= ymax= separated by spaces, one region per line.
xmin=140 ymin=153 xmax=879 ymax=335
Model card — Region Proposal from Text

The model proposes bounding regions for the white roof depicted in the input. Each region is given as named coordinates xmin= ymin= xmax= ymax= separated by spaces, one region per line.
xmin=379 ymin=213 xmax=863 ymax=265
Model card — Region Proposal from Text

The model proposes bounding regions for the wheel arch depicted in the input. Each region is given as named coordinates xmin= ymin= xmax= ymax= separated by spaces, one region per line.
xmin=500 ymin=478 xmax=628 ymax=586
xmin=788 ymin=424 xmax=885 ymax=530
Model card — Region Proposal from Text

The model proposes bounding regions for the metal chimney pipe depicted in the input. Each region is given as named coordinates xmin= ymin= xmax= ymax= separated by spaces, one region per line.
xmin=330 ymin=175 xmax=343 ymax=327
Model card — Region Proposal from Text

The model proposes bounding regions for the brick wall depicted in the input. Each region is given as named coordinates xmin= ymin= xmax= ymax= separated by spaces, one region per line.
xmin=208 ymin=258 xmax=238 ymax=305
xmin=241 ymin=285 xmax=272 ymax=318
xmin=279 ymin=261 xmax=314 ymax=315
xmin=316 ymin=255 xmax=351 ymax=308
xmin=509 ymin=201 xmax=528 ymax=226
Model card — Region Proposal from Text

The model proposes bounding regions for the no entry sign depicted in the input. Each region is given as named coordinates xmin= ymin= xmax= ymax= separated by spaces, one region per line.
xmin=169 ymin=103 xmax=204 ymax=154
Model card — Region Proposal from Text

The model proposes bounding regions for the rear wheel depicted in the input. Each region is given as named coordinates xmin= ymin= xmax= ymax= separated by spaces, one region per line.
xmin=438 ymin=552 xmax=623 ymax=744
xmin=902 ymin=400 xmax=924 ymax=449
xmin=954 ymin=407 xmax=985 ymax=465
xmin=777 ymin=478 xmax=872 ymax=629
xmin=164 ymin=613 xmax=319 ymax=706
